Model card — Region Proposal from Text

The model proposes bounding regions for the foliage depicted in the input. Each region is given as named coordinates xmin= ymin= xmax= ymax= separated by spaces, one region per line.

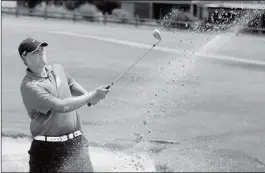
xmin=77 ymin=3 xmax=101 ymax=21
xmin=111 ymin=8 xmax=132 ymax=23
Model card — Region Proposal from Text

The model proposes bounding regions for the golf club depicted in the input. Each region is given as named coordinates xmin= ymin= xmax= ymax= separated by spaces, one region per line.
xmin=88 ymin=29 xmax=162 ymax=106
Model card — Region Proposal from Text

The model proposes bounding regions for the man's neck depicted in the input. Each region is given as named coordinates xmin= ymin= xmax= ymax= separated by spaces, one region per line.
xmin=29 ymin=66 xmax=47 ymax=77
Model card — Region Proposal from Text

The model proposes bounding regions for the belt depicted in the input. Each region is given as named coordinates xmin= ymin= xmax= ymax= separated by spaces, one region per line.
xmin=33 ymin=130 xmax=82 ymax=142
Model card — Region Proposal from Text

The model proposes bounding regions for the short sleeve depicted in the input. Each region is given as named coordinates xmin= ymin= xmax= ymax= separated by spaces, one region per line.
xmin=52 ymin=63 xmax=76 ymax=87
xmin=21 ymin=82 xmax=58 ymax=114
xmin=65 ymin=71 xmax=76 ymax=87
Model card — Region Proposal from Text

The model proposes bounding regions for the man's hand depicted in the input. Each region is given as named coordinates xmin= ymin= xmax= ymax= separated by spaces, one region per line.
xmin=88 ymin=85 xmax=110 ymax=106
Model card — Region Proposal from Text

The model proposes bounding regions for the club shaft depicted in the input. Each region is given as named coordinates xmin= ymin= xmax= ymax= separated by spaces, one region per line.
xmin=109 ymin=41 xmax=160 ymax=87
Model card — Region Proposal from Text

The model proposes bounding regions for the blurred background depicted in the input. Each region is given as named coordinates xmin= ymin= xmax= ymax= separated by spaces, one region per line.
xmin=2 ymin=0 xmax=265 ymax=34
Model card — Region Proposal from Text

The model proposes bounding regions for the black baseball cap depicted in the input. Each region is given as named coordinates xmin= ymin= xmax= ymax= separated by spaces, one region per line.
xmin=18 ymin=38 xmax=48 ymax=57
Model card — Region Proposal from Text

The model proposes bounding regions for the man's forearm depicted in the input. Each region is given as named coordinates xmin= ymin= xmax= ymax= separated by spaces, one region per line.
xmin=54 ymin=91 xmax=95 ymax=113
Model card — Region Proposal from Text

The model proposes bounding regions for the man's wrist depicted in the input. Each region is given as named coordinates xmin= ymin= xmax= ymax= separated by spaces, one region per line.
xmin=85 ymin=90 xmax=96 ymax=104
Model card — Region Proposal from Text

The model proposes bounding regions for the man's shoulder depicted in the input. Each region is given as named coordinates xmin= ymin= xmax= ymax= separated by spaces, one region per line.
xmin=20 ymin=76 xmax=39 ymax=92
xmin=20 ymin=76 xmax=30 ymax=89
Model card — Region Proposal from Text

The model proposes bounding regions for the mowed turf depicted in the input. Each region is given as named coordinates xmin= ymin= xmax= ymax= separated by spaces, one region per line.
xmin=2 ymin=15 xmax=265 ymax=171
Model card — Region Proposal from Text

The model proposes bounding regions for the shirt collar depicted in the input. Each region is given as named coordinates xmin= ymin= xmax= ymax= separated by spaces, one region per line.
xmin=26 ymin=65 xmax=53 ymax=81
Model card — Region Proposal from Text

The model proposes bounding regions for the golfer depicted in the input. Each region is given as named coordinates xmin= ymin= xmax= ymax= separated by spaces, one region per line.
xmin=19 ymin=38 xmax=109 ymax=172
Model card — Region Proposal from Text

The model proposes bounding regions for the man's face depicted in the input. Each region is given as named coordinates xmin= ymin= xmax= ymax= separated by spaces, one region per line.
xmin=24 ymin=46 xmax=47 ymax=68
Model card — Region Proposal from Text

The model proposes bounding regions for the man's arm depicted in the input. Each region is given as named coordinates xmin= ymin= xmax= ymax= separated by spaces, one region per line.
xmin=70 ymin=82 xmax=88 ymax=96
xmin=64 ymin=69 xmax=88 ymax=96
xmin=55 ymin=86 xmax=108 ymax=112
xmin=21 ymin=83 xmax=108 ymax=114
xmin=63 ymin=66 xmax=109 ymax=104
xmin=53 ymin=91 xmax=96 ymax=112
xmin=69 ymin=83 xmax=110 ymax=107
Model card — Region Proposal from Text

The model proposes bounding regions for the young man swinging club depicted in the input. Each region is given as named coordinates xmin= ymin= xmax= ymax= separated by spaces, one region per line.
xmin=19 ymin=38 xmax=110 ymax=172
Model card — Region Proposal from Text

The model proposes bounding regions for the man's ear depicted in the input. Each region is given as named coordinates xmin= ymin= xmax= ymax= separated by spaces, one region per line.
xmin=22 ymin=55 xmax=29 ymax=66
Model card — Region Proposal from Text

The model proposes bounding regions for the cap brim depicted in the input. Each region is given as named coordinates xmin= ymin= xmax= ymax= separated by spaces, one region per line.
xmin=31 ymin=42 xmax=48 ymax=53
xmin=40 ymin=42 xmax=48 ymax=47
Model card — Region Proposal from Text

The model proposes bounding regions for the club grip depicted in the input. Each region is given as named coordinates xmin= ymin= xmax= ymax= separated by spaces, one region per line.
xmin=87 ymin=85 xmax=111 ymax=107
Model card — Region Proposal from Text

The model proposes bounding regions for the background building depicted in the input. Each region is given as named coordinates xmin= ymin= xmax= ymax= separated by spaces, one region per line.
xmin=121 ymin=1 xmax=265 ymax=29
xmin=121 ymin=1 xmax=190 ymax=19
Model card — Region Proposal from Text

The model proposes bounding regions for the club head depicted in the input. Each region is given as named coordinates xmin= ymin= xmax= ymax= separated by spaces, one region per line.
xmin=153 ymin=29 xmax=162 ymax=41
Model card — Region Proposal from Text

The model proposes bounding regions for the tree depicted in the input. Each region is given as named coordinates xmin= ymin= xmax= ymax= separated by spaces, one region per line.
xmin=65 ymin=0 xmax=86 ymax=11
xmin=17 ymin=0 xmax=43 ymax=9
xmin=93 ymin=0 xmax=121 ymax=15
xmin=27 ymin=0 xmax=42 ymax=9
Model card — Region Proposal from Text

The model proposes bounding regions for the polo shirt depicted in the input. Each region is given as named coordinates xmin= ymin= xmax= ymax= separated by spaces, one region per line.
xmin=20 ymin=64 xmax=82 ymax=137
